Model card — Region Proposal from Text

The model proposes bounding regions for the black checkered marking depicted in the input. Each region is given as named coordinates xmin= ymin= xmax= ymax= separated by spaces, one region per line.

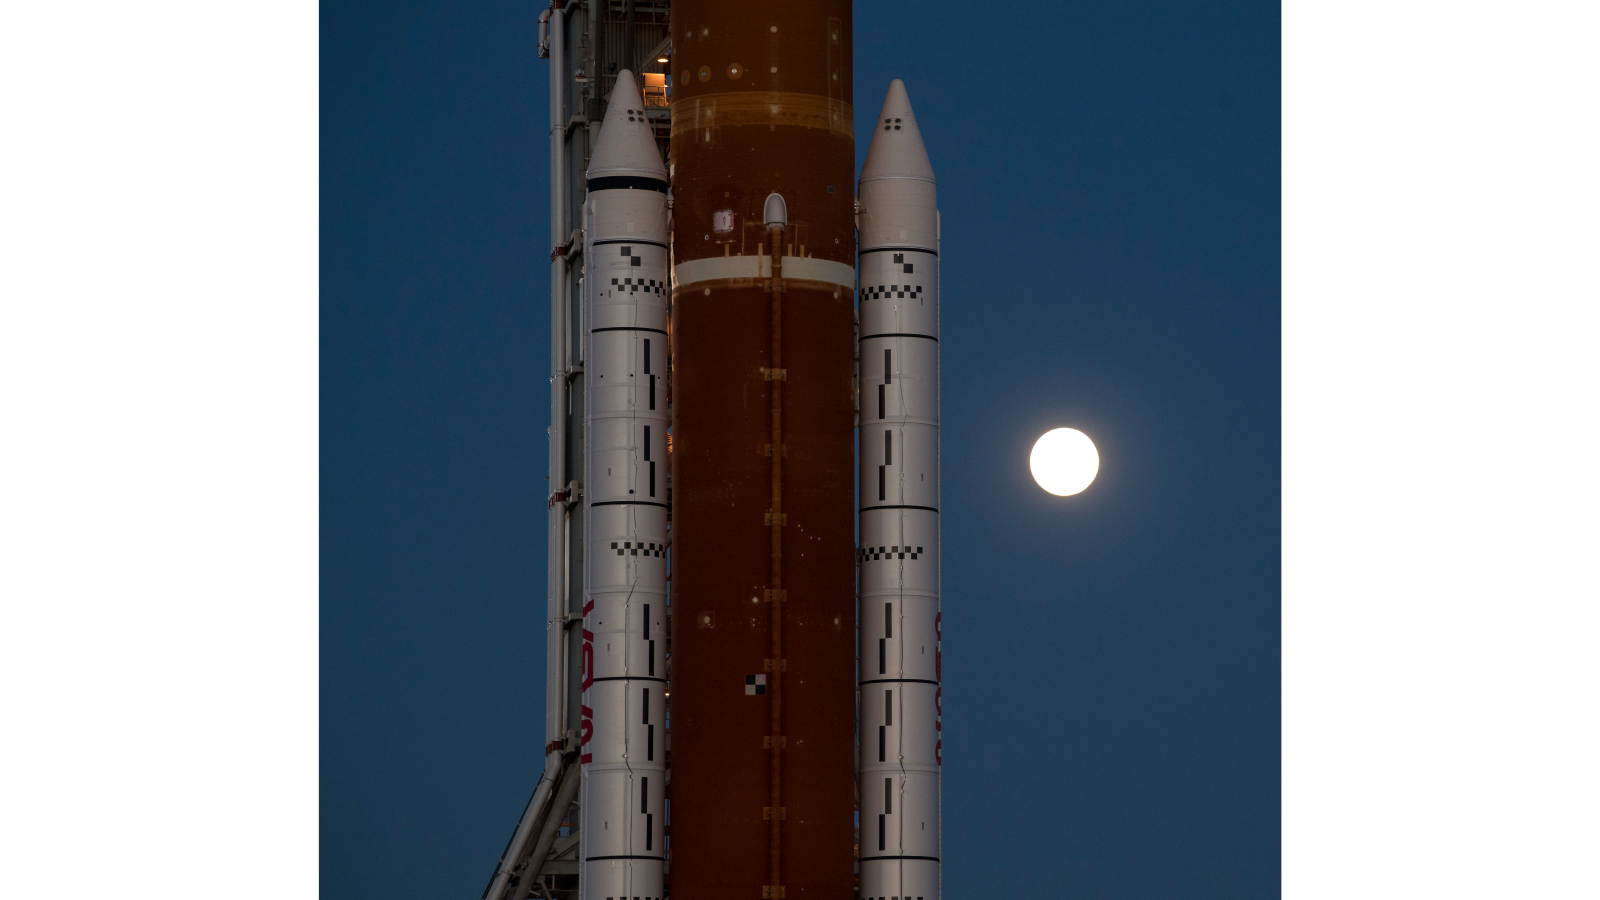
xmin=857 ymin=545 xmax=923 ymax=562
xmin=862 ymin=284 xmax=923 ymax=301
xmin=612 ymin=541 xmax=666 ymax=557
xmin=607 ymin=247 xmax=663 ymax=296
xmin=609 ymin=277 xmax=664 ymax=295
xmin=862 ymin=254 xmax=922 ymax=301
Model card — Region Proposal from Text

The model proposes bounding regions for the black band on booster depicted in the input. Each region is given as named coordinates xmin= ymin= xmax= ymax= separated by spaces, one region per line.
xmin=587 ymin=176 xmax=669 ymax=194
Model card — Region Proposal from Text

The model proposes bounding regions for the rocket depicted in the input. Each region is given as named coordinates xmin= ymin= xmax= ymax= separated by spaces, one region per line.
xmin=498 ymin=0 xmax=962 ymax=896
xmin=580 ymin=69 xmax=671 ymax=900
xmin=856 ymin=79 xmax=942 ymax=900
xmin=574 ymin=19 xmax=941 ymax=900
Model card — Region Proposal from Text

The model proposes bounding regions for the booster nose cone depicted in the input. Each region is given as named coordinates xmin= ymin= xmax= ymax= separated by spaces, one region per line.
xmin=858 ymin=79 xmax=937 ymax=251
xmin=860 ymin=78 xmax=935 ymax=185
xmin=586 ymin=69 xmax=667 ymax=184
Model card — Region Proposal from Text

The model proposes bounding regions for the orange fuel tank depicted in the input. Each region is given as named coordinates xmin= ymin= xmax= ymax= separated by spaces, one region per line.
xmin=667 ymin=3 xmax=857 ymax=899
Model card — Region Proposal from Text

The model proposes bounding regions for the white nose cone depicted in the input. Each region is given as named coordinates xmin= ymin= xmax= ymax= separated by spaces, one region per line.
xmin=587 ymin=69 xmax=667 ymax=183
xmin=763 ymin=192 xmax=788 ymax=228
xmin=860 ymin=78 xmax=935 ymax=186
xmin=1030 ymin=428 xmax=1100 ymax=496
xmin=858 ymin=79 xmax=937 ymax=251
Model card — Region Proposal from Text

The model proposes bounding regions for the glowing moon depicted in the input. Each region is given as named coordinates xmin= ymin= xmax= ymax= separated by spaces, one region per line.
xmin=1030 ymin=428 xmax=1099 ymax=496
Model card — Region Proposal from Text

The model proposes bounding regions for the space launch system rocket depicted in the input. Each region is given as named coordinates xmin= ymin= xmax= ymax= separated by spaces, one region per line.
xmin=574 ymin=9 xmax=940 ymax=900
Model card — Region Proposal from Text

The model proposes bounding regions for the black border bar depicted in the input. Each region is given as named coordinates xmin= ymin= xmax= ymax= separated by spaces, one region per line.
xmin=860 ymin=246 xmax=938 ymax=257
xmin=586 ymin=176 xmax=668 ymax=193
xmin=592 ymin=500 xmax=670 ymax=509
xmin=859 ymin=855 xmax=942 ymax=862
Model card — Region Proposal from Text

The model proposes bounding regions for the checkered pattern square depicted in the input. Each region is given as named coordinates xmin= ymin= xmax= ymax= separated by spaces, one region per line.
xmin=856 ymin=545 xmax=923 ymax=562
xmin=612 ymin=541 xmax=665 ymax=557
xmin=862 ymin=252 xmax=924 ymax=301
xmin=861 ymin=283 xmax=923 ymax=302
xmin=610 ymin=277 xmax=664 ymax=296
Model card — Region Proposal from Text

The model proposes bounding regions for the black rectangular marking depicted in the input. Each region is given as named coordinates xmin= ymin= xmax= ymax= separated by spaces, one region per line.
xmin=884 ymin=348 xmax=891 ymax=385
xmin=649 ymin=374 xmax=656 ymax=410
xmin=886 ymin=689 xmax=893 ymax=726
xmin=878 ymin=724 xmax=885 ymax=761
xmin=878 ymin=465 xmax=885 ymax=501
xmin=878 ymin=384 xmax=885 ymax=419
xmin=643 ymin=339 xmax=650 ymax=374
xmin=641 ymin=777 xmax=648 ymax=814
xmin=649 ymin=461 xmax=656 ymax=497
xmin=879 ymin=637 xmax=886 ymax=674
xmin=643 ymin=426 xmax=651 ymax=461
xmin=885 ymin=429 xmax=892 ymax=465
xmin=643 ymin=604 xmax=650 ymax=643
xmin=879 ymin=814 xmax=885 ymax=851
xmin=885 ymin=602 xmax=892 ymax=638
xmin=649 ymin=639 xmax=656 ymax=676
xmin=646 ymin=813 xmax=653 ymax=850
xmin=648 ymin=724 xmax=654 ymax=760
xmin=885 ymin=777 xmax=892 ymax=813
xmin=642 ymin=687 xmax=650 ymax=724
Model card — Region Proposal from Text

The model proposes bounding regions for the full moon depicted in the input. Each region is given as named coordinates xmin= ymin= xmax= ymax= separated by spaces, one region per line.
xmin=1030 ymin=428 xmax=1099 ymax=496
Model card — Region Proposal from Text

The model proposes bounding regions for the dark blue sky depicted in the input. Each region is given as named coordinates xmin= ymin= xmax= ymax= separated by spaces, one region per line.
xmin=322 ymin=1 xmax=1279 ymax=897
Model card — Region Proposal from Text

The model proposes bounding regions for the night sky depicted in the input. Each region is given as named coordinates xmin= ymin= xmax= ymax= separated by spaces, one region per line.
xmin=321 ymin=1 xmax=1279 ymax=897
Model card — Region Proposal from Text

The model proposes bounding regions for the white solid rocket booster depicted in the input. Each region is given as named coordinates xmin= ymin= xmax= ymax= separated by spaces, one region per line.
xmin=580 ymin=70 xmax=669 ymax=900
xmin=857 ymin=79 xmax=942 ymax=900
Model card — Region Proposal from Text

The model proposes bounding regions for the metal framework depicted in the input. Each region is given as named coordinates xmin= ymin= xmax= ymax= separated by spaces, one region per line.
xmin=481 ymin=4 xmax=672 ymax=900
